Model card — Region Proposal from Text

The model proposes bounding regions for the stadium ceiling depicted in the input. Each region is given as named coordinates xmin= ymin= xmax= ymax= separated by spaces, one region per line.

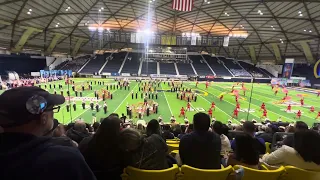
xmin=0 ymin=0 xmax=319 ymax=62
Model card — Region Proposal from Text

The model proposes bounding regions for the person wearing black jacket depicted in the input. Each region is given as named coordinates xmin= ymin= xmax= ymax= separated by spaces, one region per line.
xmin=0 ymin=87 xmax=96 ymax=180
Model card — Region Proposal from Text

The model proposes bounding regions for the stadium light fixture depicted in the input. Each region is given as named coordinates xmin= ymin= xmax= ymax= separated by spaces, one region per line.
xmin=304 ymin=29 xmax=307 ymax=32
xmin=66 ymin=8 xmax=68 ymax=11
xmin=273 ymin=28 xmax=275 ymax=30
xmin=29 ymin=9 xmax=32 ymax=12
xmin=299 ymin=14 xmax=303 ymax=17
xmin=309 ymin=30 xmax=312 ymax=33
xmin=68 ymin=7 xmax=71 ymax=9
xmin=101 ymin=7 xmax=104 ymax=10
xmin=55 ymin=24 xmax=59 ymax=27
xmin=27 ymin=11 xmax=31 ymax=15
xmin=207 ymin=1 xmax=210 ymax=4
xmin=99 ymin=9 xmax=101 ymax=12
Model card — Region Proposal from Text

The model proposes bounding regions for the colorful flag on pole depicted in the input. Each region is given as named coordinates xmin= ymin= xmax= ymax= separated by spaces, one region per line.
xmin=172 ymin=0 xmax=194 ymax=11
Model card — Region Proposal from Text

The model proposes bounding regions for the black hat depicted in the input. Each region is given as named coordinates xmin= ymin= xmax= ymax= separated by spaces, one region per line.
xmin=0 ymin=86 xmax=65 ymax=127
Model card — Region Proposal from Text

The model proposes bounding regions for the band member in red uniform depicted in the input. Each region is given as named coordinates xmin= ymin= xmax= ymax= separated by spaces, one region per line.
xmin=211 ymin=102 xmax=216 ymax=111
xmin=260 ymin=103 xmax=266 ymax=111
xmin=220 ymin=95 xmax=224 ymax=101
xmin=316 ymin=111 xmax=320 ymax=119
xmin=295 ymin=110 xmax=302 ymax=119
xmin=187 ymin=102 xmax=191 ymax=111
xmin=310 ymin=106 xmax=315 ymax=113
xmin=208 ymin=108 xmax=213 ymax=117
xmin=205 ymin=81 xmax=209 ymax=89
xmin=300 ymin=98 xmax=304 ymax=106
xmin=232 ymin=108 xmax=239 ymax=119
xmin=236 ymin=103 xmax=240 ymax=110
xmin=261 ymin=109 xmax=268 ymax=119
xmin=179 ymin=107 xmax=185 ymax=117
xmin=286 ymin=104 xmax=292 ymax=112
xmin=317 ymin=91 xmax=320 ymax=97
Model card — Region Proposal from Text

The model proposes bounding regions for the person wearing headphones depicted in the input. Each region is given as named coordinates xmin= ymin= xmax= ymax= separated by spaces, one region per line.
xmin=0 ymin=86 xmax=96 ymax=180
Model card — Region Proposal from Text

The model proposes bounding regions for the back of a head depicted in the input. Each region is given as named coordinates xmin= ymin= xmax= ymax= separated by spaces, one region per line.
xmin=212 ymin=121 xmax=223 ymax=135
xmin=119 ymin=128 xmax=142 ymax=152
xmin=95 ymin=116 xmax=121 ymax=142
xmin=295 ymin=121 xmax=308 ymax=132
xmin=146 ymin=119 xmax=160 ymax=136
xmin=243 ymin=121 xmax=256 ymax=135
xmin=193 ymin=112 xmax=210 ymax=132
xmin=180 ymin=125 xmax=187 ymax=133
xmin=235 ymin=133 xmax=259 ymax=165
xmin=74 ymin=121 xmax=87 ymax=132
xmin=162 ymin=124 xmax=171 ymax=131
xmin=294 ymin=130 xmax=320 ymax=165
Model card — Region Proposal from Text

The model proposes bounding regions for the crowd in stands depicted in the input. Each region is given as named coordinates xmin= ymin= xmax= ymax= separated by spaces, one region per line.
xmin=230 ymin=69 xmax=252 ymax=77
xmin=1 ymin=86 xmax=320 ymax=180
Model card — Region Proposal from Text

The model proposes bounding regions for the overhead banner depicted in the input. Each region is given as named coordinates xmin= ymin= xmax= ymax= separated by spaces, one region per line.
xmin=282 ymin=58 xmax=294 ymax=78
xmin=40 ymin=70 xmax=72 ymax=78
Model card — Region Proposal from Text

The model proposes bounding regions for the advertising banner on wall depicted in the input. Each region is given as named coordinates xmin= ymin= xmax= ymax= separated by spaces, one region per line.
xmin=40 ymin=70 xmax=72 ymax=78
xmin=271 ymin=78 xmax=288 ymax=86
xmin=282 ymin=58 xmax=294 ymax=78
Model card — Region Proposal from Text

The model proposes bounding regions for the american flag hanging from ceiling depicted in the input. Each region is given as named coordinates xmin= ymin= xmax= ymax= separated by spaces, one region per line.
xmin=172 ymin=0 xmax=194 ymax=12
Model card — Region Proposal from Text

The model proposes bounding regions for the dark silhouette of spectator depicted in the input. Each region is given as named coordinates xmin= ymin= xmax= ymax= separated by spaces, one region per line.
xmin=92 ymin=122 xmax=100 ymax=132
xmin=282 ymin=121 xmax=308 ymax=147
xmin=146 ymin=119 xmax=161 ymax=137
xmin=66 ymin=120 xmax=90 ymax=144
xmin=162 ymin=124 xmax=174 ymax=140
xmin=0 ymin=87 xmax=96 ymax=180
xmin=227 ymin=133 xmax=260 ymax=169
xmin=119 ymin=128 xmax=169 ymax=170
xmin=231 ymin=121 xmax=266 ymax=155
xmin=179 ymin=112 xmax=221 ymax=169
xmin=79 ymin=116 xmax=123 ymax=180
xmin=178 ymin=125 xmax=187 ymax=139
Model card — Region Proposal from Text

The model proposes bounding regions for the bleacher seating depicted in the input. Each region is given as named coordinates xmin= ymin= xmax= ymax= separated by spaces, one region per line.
xmin=238 ymin=61 xmax=268 ymax=78
xmin=259 ymin=68 xmax=274 ymax=78
xmin=202 ymin=55 xmax=231 ymax=76
xmin=57 ymin=55 xmax=91 ymax=72
xmin=121 ymin=53 xmax=142 ymax=74
xmin=293 ymin=64 xmax=319 ymax=84
xmin=80 ymin=53 xmax=110 ymax=74
xmin=176 ymin=63 xmax=195 ymax=75
xmin=159 ymin=63 xmax=176 ymax=75
xmin=219 ymin=57 xmax=242 ymax=70
xmin=101 ymin=52 xmax=127 ymax=73
xmin=54 ymin=61 xmax=69 ymax=70
xmin=189 ymin=55 xmax=212 ymax=75
xmin=141 ymin=62 xmax=157 ymax=75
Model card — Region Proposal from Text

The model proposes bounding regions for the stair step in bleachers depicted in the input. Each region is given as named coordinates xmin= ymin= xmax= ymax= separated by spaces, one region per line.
xmin=189 ymin=55 xmax=212 ymax=75
xmin=80 ymin=53 xmax=110 ymax=74
xmin=176 ymin=63 xmax=196 ymax=75
xmin=121 ymin=52 xmax=142 ymax=74
xmin=203 ymin=55 xmax=231 ymax=76
xmin=159 ymin=63 xmax=177 ymax=75
xmin=259 ymin=68 xmax=274 ymax=77
xmin=101 ymin=52 xmax=126 ymax=73
xmin=141 ymin=62 xmax=157 ymax=75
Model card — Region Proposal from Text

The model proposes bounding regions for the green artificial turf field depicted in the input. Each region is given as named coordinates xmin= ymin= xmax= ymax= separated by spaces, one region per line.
xmin=1 ymin=78 xmax=320 ymax=126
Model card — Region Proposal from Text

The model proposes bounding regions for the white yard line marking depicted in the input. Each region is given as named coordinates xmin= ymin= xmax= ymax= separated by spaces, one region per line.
xmin=161 ymin=84 xmax=173 ymax=115
xmin=114 ymin=83 xmax=138 ymax=112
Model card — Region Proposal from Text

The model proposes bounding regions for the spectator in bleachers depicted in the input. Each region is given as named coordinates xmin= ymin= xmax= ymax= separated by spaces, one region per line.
xmin=231 ymin=121 xmax=266 ymax=155
xmin=79 ymin=116 xmax=123 ymax=180
xmin=119 ymin=128 xmax=170 ymax=170
xmin=49 ymin=119 xmax=78 ymax=147
xmin=255 ymin=125 xmax=274 ymax=143
xmin=172 ymin=124 xmax=182 ymax=137
xmin=178 ymin=125 xmax=187 ymax=139
xmin=227 ymin=133 xmax=260 ymax=169
xmin=282 ymin=121 xmax=308 ymax=147
xmin=0 ymin=87 xmax=96 ymax=180
xmin=212 ymin=121 xmax=231 ymax=153
xmin=162 ymin=124 xmax=175 ymax=140
xmin=66 ymin=120 xmax=90 ymax=144
xmin=262 ymin=130 xmax=320 ymax=170
xmin=179 ymin=113 xmax=221 ymax=169
xmin=146 ymin=119 xmax=161 ymax=137
xmin=92 ymin=122 xmax=100 ymax=132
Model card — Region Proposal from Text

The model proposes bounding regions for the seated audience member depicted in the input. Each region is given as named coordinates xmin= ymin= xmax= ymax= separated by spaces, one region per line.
xmin=262 ymin=130 xmax=320 ymax=170
xmin=0 ymin=87 xmax=96 ymax=180
xmin=255 ymin=126 xmax=274 ymax=143
xmin=92 ymin=122 xmax=100 ymax=132
xmin=282 ymin=121 xmax=308 ymax=147
xmin=179 ymin=113 xmax=221 ymax=169
xmin=227 ymin=133 xmax=260 ymax=169
xmin=178 ymin=125 xmax=187 ymax=139
xmin=231 ymin=121 xmax=266 ymax=155
xmin=146 ymin=119 xmax=161 ymax=137
xmin=49 ymin=119 xmax=77 ymax=147
xmin=119 ymin=128 xmax=169 ymax=170
xmin=172 ymin=124 xmax=182 ymax=137
xmin=185 ymin=124 xmax=194 ymax=133
xmin=162 ymin=124 xmax=175 ymax=140
xmin=66 ymin=120 xmax=90 ymax=144
xmin=212 ymin=121 xmax=231 ymax=153
xmin=79 ymin=116 xmax=123 ymax=180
